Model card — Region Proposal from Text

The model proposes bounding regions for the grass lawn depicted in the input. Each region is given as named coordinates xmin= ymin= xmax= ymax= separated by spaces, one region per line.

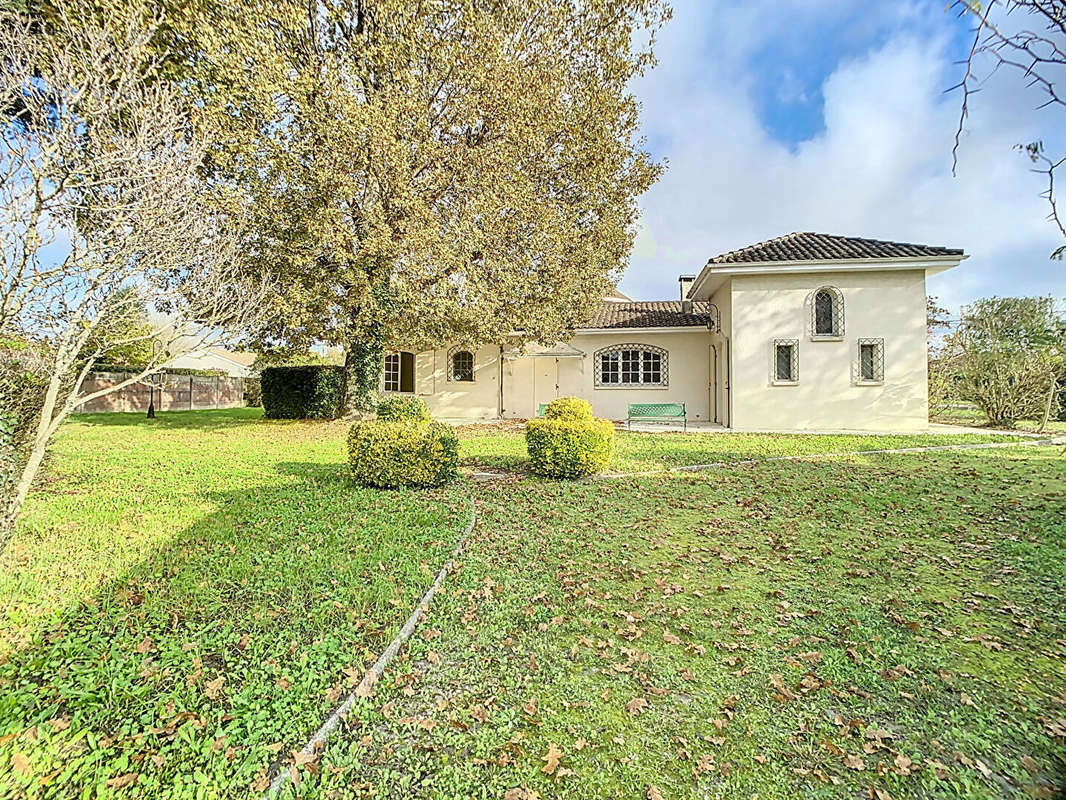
xmin=0 ymin=409 xmax=469 ymax=798
xmin=932 ymin=405 xmax=1066 ymax=436
xmin=306 ymin=447 xmax=1066 ymax=799
xmin=0 ymin=409 xmax=1062 ymax=799
xmin=457 ymin=422 xmax=1027 ymax=474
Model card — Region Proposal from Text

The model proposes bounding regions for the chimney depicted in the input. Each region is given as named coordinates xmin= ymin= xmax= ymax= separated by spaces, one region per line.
xmin=678 ymin=274 xmax=695 ymax=313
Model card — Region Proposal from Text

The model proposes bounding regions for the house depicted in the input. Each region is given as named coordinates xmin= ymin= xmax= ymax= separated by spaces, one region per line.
xmin=162 ymin=348 xmax=256 ymax=378
xmin=379 ymin=233 xmax=966 ymax=431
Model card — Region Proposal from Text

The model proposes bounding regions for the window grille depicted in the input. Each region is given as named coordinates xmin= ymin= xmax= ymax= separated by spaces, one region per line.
xmin=594 ymin=344 xmax=668 ymax=387
xmin=810 ymin=287 xmax=844 ymax=338
xmin=772 ymin=339 xmax=799 ymax=383
xmin=448 ymin=348 xmax=475 ymax=382
xmin=857 ymin=338 xmax=884 ymax=383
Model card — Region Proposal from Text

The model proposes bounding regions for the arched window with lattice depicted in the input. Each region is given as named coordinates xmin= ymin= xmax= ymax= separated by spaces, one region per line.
xmin=448 ymin=347 xmax=475 ymax=382
xmin=811 ymin=286 xmax=844 ymax=338
xmin=594 ymin=344 xmax=668 ymax=387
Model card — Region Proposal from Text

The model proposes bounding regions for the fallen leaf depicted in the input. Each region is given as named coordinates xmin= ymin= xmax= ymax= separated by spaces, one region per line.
xmin=105 ymin=773 xmax=139 ymax=789
xmin=11 ymin=752 xmax=31 ymax=776
xmin=135 ymin=637 xmax=153 ymax=654
xmin=541 ymin=743 xmax=563 ymax=775
xmin=625 ymin=697 xmax=649 ymax=716
xmin=843 ymin=754 xmax=865 ymax=771
xmin=205 ymin=676 xmax=225 ymax=700
xmin=647 ymin=786 xmax=664 ymax=800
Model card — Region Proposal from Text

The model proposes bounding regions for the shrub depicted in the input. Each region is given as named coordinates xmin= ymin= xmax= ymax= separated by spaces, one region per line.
xmin=526 ymin=416 xmax=614 ymax=478
xmin=260 ymin=365 xmax=343 ymax=419
xmin=376 ymin=394 xmax=430 ymax=422
xmin=543 ymin=396 xmax=593 ymax=421
xmin=348 ymin=419 xmax=458 ymax=488
xmin=244 ymin=377 xmax=262 ymax=408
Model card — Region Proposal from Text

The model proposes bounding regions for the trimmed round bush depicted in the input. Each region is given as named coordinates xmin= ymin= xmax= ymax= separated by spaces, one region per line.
xmin=348 ymin=419 xmax=458 ymax=488
xmin=376 ymin=395 xmax=430 ymax=422
xmin=525 ymin=416 xmax=614 ymax=478
xmin=261 ymin=365 xmax=343 ymax=419
xmin=543 ymin=396 xmax=593 ymax=421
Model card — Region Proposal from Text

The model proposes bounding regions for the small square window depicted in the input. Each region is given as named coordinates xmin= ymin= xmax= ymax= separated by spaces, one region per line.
xmin=772 ymin=339 xmax=799 ymax=384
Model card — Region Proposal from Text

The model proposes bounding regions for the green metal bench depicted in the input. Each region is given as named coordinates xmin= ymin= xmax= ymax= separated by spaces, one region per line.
xmin=627 ymin=402 xmax=687 ymax=431
xmin=537 ymin=403 xmax=549 ymax=417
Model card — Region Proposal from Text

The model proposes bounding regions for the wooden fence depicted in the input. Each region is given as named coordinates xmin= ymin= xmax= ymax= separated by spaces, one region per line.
xmin=74 ymin=371 xmax=246 ymax=414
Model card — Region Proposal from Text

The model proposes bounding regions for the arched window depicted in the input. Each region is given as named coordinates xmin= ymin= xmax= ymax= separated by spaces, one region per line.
xmin=383 ymin=351 xmax=415 ymax=393
xmin=811 ymin=287 xmax=844 ymax=338
xmin=449 ymin=348 xmax=474 ymax=382
xmin=594 ymin=344 xmax=668 ymax=387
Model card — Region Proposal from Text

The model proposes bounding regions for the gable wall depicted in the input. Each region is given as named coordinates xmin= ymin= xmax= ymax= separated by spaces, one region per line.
xmin=728 ymin=269 xmax=929 ymax=431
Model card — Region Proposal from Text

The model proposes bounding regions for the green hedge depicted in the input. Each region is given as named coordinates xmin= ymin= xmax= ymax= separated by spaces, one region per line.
xmin=348 ymin=419 xmax=458 ymax=488
xmin=376 ymin=395 xmax=430 ymax=421
xmin=244 ymin=377 xmax=262 ymax=408
xmin=526 ymin=416 xmax=614 ymax=478
xmin=260 ymin=366 xmax=343 ymax=419
xmin=543 ymin=396 xmax=593 ymax=421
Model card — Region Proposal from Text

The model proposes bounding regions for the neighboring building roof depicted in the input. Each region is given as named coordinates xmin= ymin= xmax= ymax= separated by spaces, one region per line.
xmin=207 ymin=348 xmax=256 ymax=367
xmin=706 ymin=232 xmax=965 ymax=265
xmin=579 ymin=301 xmax=711 ymax=329
xmin=605 ymin=287 xmax=632 ymax=302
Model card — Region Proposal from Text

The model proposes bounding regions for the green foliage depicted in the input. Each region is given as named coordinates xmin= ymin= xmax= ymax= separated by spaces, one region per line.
xmin=525 ymin=416 xmax=614 ymax=478
xmin=163 ymin=0 xmax=668 ymax=411
xmin=947 ymin=296 xmax=1066 ymax=428
xmin=251 ymin=349 xmax=334 ymax=370
xmin=260 ymin=365 xmax=343 ymax=419
xmin=0 ymin=409 xmax=468 ymax=796
xmin=0 ymin=338 xmax=48 ymax=456
xmin=243 ymin=376 xmax=261 ymax=407
xmin=375 ymin=394 xmax=430 ymax=422
xmin=348 ymin=419 xmax=458 ymax=489
xmin=543 ymin=396 xmax=593 ymax=421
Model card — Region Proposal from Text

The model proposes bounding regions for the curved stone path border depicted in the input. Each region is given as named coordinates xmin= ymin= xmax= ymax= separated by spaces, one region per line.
xmin=265 ymin=500 xmax=477 ymax=798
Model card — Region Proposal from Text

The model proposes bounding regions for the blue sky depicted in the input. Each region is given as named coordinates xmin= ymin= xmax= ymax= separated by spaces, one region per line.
xmin=622 ymin=0 xmax=1066 ymax=313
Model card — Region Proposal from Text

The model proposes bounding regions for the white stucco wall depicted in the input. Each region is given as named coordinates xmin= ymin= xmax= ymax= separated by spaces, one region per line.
xmin=728 ymin=270 xmax=929 ymax=431
xmin=381 ymin=345 xmax=501 ymax=418
xmin=531 ymin=330 xmax=713 ymax=422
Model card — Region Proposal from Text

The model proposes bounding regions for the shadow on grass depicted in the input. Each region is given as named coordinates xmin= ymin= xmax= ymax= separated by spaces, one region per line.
xmin=0 ymin=459 xmax=468 ymax=797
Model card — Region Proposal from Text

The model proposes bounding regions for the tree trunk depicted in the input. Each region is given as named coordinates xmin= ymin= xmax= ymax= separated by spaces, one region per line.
xmin=341 ymin=333 xmax=384 ymax=418
xmin=1037 ymin=371 xmax=1057 ymax=433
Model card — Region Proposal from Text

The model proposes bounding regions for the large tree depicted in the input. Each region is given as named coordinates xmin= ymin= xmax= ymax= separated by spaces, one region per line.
xmin=0 ymin=3 xmax=270 ymax=546
xmin=170 ymin=0 xmax=669 ymax=414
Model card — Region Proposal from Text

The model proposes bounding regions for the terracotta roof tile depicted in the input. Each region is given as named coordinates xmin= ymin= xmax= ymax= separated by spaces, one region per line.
xmin=707 ymin=232 xmax=964 ymax=265
xmin=580 ymin=301 xmax=711 ymax=329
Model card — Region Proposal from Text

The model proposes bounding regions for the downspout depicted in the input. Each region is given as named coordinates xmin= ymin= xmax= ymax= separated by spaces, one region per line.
xmin=498 ymin=345 xmax=504 ymax=418
xmin=710 ymin=344 xmax=718 ymax=424
xmin=726 ymin=337 xmax=732 ymax=428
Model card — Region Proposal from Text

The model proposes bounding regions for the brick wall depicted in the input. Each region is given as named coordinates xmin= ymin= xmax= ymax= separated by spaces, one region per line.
xmin=74 ymin=372 xmax=246 ymax=413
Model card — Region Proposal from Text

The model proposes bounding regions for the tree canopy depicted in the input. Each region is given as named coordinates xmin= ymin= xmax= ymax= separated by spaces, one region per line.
xmin=160 ymin=0 xmax=670 ymax=411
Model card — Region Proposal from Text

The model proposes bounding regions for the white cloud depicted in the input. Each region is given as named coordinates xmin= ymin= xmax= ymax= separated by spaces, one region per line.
xmin=623 ymin=0 xmax=1066 ymax=314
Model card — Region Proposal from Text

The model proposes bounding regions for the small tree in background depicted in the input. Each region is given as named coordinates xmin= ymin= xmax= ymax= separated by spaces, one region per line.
xmin=926 ymin=295 xmax=959 ymax=419
xmin=0 ymin=3 xmax=270 ymax=548
xmin=947 ymin=296 xmax=1065 ymax=429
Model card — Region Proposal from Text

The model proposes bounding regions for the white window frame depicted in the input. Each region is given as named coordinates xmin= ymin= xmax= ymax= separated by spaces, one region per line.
xmin=383 ymin=351 xmax=415 ymax=393
xmin=771 ymin=339 xmax=799 ymax=385
xmin=593 ymin=344 xmax=668 ymax=388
